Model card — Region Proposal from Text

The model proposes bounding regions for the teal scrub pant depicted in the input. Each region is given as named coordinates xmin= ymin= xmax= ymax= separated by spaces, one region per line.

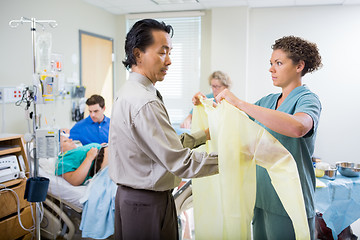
xmin=252 ymin=207 xmax=315 ymax=240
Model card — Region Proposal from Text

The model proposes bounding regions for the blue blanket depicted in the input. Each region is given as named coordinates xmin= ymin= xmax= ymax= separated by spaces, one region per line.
xmin=79 ymin=166 xmax=117 ymax=239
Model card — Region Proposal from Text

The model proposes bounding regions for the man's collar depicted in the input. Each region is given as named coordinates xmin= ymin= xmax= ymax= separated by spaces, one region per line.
xmin=88 ymin=115 xmax=108 ymax=124
xmin=129 ymin=72 xmax=157 ymax=94
xmin=101 ymin=115 xmax=109 ymax=123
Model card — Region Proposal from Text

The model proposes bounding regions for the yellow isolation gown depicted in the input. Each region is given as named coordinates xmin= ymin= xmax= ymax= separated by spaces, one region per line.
xmin=191 ymin=100 xmax=310 ymax=240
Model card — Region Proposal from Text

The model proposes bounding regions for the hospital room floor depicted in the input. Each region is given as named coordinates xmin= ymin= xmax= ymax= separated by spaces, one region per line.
xmin=62 ymin=207 xmax=115 ymax=240
xmin=178 ymin=212 xmax=360 ymax=240
xmin=51 ymin=205 xmax=360 ymax=239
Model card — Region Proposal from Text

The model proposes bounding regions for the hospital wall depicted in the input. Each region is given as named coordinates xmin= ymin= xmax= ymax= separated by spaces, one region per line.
xmin=208 ymin=5 xmax=360 ymax=166
xmin=209 ymin=7 xmax=360 ymax=234
xmin=0 ymin=0 xmax=126 ymax=134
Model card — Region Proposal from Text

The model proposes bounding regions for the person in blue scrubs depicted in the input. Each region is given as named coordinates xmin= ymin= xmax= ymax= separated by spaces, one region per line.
xmin=68 ymin=94 xmax=110 ymax=145
xmin=204 ymin=36 xmax=322 ymax=239
xmin=180 ymin=71 xmax=232 ymax=129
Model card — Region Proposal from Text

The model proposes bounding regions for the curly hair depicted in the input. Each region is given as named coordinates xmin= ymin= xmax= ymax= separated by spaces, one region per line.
xmin=272 ymin=36 xmax=322 ymax=76
xmin=122 ymin=19 xmax=174 ymax=70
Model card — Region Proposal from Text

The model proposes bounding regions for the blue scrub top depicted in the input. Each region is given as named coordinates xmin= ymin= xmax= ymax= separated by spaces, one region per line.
xmin=70 ymin=115 xmax=110 ymax=145
xmin=253 ymin=85 xmax=321 ymax=218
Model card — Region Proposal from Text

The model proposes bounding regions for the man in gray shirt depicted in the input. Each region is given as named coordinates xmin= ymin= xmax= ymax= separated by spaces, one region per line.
xmin=108 ymin=19 xmax=219 ymax=239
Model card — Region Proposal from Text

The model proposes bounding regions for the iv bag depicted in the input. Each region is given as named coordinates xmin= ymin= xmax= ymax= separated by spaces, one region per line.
xmin=36 ymin=32 xmax=52 ymax=73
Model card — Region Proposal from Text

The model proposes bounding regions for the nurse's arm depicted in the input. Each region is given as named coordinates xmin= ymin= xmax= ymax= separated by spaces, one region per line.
xmin=240 ymin=102 xmax=313 ymax=138
xmin=216 ymin=89 xmax=313 ymax=138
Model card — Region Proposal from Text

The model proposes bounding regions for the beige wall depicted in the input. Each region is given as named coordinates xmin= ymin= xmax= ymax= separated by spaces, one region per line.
xmin=0 ymin=0 xmax=124 ymax=133
xmin=205 ymin=5 xmax=360 ymax=166
xmin=114 ymin=15 xmax=127 ymax=94
xmin=209 ymin=7 xmax=249 ymax=99
xmin=248 ymin=6 xmax=360 ymax=165
xmin=209 ymin=5 xmax=360 ymax=233
xmin=199 ymin=10 xmax=212 ymax=93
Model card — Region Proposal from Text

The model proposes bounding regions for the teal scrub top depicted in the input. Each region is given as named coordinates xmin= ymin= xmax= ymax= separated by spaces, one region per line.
xmin=253 ymin=85 xmax=321 ymax=218
xmin=55 ymin=143 xmax=102 ymax=184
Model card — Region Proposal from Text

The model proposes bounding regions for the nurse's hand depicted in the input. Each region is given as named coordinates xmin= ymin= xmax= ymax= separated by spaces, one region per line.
xmin=215 ymin=89 xmax=242 ymax=109
xmin=192 ymin=92 xmax=206 ymax=105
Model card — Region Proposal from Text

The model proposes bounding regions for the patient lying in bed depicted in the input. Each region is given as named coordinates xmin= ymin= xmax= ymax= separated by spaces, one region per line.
xmin=47 ymin=136 xmax=117 ymax=239
xmin=56 ymin=136 xmax=108 ymax=186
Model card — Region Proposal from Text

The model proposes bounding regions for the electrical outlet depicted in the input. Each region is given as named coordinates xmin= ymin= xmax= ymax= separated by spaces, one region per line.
xmin=1 ymin=87 xmax=23 ymax=103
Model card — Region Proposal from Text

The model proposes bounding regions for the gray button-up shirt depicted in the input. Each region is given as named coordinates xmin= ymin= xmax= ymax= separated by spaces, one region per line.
xmin=108 ymin=72 xmax=218 ymax=191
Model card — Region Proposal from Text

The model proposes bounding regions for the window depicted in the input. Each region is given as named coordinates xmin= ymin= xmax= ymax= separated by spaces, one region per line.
xmin=127 ymin=15 xmax=201 ymax=124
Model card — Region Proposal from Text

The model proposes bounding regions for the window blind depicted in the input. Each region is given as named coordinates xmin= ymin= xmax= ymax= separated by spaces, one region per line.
xmin=127 ymin=16 xmax=201 ymax=124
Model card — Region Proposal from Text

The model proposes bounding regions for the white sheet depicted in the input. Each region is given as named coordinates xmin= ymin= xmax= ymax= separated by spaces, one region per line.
xmin=37 ymin=159 xmax=87 ymax=210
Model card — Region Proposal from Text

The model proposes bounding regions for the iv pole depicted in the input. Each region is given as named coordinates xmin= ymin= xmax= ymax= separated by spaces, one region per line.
xmin=9 ymin=17 xmax=57 ymax=240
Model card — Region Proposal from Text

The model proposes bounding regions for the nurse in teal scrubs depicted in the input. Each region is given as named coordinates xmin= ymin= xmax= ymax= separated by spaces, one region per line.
xmin=214 ymin=36 xmax=322 ymax=240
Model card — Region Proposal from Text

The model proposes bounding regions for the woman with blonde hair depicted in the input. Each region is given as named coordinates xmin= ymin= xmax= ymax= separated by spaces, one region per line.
xmin=180 ymin=70 xmax=232 ymax=129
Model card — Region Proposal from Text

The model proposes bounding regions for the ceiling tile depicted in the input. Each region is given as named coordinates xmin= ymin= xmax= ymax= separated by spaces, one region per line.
xmin=343 ymin=0 xmax=360 ymax=4
xmin=124 ymin=5 xmax=164 ymax=14
xmin=295 ymin=0 xmax=344 ymax=5
xmin=200 ymin=0 xmax=248 ymax=8
xmin=82 ymin=0 xmax=360 ymax=15
xmin=152 ymin=0 xmax=199 ymax=4
xmin=248 ymin=0 xmax=296 ymax=8
xmin=157 ymin=3 xmax=204 ymax=11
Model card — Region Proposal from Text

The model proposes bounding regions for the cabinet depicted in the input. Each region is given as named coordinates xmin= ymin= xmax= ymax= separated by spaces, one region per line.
xmin=0 ymin=134 xmax=34 ymax=240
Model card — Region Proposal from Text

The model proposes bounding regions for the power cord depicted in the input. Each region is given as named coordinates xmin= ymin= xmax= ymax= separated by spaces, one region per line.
xmin=0 ymin=183 xmax=42 ymax=232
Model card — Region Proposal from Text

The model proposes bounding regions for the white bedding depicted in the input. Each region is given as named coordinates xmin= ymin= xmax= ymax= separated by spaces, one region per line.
xmin=38 ymin=158 xmax=87 ymax=210
xmin=37 ymin=158 xmax=116 ymax=238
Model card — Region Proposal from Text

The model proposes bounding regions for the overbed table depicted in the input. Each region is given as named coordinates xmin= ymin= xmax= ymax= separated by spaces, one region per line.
xmin=315 ymin=173 xmax=360 ymax=239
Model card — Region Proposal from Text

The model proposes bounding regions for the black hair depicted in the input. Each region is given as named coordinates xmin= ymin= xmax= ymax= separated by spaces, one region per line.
xmin=122 ymin=19 xmax=174 ymax=70
xmin=89 ymin=147 xmax=106 ymax=177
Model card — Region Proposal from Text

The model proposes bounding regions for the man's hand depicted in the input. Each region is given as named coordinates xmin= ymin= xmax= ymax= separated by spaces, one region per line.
xmin=205 ymin=128 xmax=211 ymax=141
xmin=192 ymin=92 xmax=206 ymax=106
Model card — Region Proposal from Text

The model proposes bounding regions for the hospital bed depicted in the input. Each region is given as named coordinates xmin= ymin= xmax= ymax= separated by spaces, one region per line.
xmin=36 ymin=157 xmax=193 ymax=240
xmin=37 ymin=158 xmax=87 ymax=239
xmin=37 ymin=156 xmax=119 ymax=240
